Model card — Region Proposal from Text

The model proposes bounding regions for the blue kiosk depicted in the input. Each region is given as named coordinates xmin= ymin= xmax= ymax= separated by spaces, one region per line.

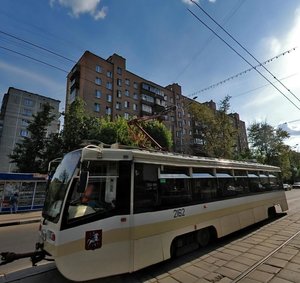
xmin=0 ymin=173 xmax=47 ymax=213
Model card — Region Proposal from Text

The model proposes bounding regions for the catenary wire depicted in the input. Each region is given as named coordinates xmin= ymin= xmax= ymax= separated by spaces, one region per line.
xmin=191 ymin=0 xmax=300 ymax=104
xmin=187 ymin=8 xmax=300 ymax=111
xmin=0 ymin=29 xmax=76 ymax=63
xmin=188 ymin=48 xmax=297 ymax=97
xmin=174 ymin=0 xmax=246 ymax=81
xmin=0 ymin=45 xmax=112 ymax=89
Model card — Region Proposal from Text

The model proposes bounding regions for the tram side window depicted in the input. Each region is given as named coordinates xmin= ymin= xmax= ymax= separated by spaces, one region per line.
xmin=269 ymin=172 xmax=283 ymax=191
xmin=192 ymin=178 xmax=217 ymax=202
xmin=159 ymin=165 xmax=192 ymax=207
xmin=259 ymin=172 xmax=271 ymax=190
xmin=216 ymin=170 xmax=237 ymax=198
xmin=134 ymin=163 xmax=159 ymax=213
xmin=248 ymin=171 xmax=263 ymax=192
xmin=233 ymin=170 xmax=250 ymax=194
xmin=159 ymin=178 xmax=192 ymax=207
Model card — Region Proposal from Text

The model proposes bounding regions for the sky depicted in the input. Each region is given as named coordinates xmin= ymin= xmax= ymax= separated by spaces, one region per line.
xmin=0 ymin=0 xmax=300 ymax=148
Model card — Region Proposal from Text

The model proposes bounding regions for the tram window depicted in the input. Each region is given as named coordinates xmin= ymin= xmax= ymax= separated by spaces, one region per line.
xmin=269 ymin=172 xmax=283 ymax=190
xmin=63 ymin=161 xmax=130 ymax=228
xmin=134 ymin=163 xmax=159 ymax=213
xmin=248 ymin=171 xmax=262 ymax=192
xmin=159 ymin=178 xmax=192 ymax=207
xmin=162 ymin=166 xmax=189 ymax=175
xmin=191 ymin=178 xmax=217 ymax=202
xmin=82 ymin=161 xmax=118 ymax=176
xmin=259 ymin=171 xmax=271 ymax=190
xmin=216 ymin=170 xmax=237 ymax=197
xmin=233 ymin=170 xmax=249 ymax=194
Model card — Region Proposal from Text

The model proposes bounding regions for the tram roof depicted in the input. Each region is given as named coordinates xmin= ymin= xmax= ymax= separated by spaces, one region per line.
xmin=79 ymin=144 xmax=280 ymax=172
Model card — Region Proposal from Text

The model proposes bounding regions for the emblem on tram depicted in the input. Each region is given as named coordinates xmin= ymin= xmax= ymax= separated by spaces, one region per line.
xmin=85 ymin=230 xmax=102 ymax=250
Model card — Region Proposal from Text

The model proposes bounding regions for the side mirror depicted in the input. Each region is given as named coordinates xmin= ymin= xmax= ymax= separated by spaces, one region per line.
xmin=78 ymin=171 xmax=89 ymax=193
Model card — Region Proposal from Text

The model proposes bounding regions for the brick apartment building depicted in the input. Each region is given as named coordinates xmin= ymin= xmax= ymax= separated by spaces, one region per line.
xmin=66 ymin=51 xmax=248 ymax=154
xmin=0 ymin=87 xmax=60 ymax=172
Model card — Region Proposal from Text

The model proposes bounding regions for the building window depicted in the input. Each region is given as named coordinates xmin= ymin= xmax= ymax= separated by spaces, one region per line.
xmin=96 ymin=65 xmax=102 ymax=73
xmin=106 ymin=82 xmax=112 ymax=90
xmin=125 ymin=89 xmax=130 ymax=97
xmin=142 ymin=94 xmax=154 ymax=103
xmin=189 ymin=130 xmax=193 ymax=136
xmin=117 ymin=90 xmax=122 ymax=98
xmin=124 ymin=101 xmax=130 ymax=108
xmin=106 ymin=107 xmax=112 ymax=115
xmin=24 ymin=98 xmax=33 ymax=106
xmin=117 ymin=79 xmax=122 ymax=86
xmin=22 ymin=108 xmax=32 ymax=116
xmin=94 ymin=103 xmax=100 ymax=112
xmin=95 ymin=77 xmax=102 ymax=85
xmin=124 ymin=112 xmax=129 ymax=120
xmin=133 ymin=82 xmax=138 ymax=89
xmin=117 ymin=67 xmax=122 ymax=75
xmin=21 ymin=119 xmax=30 ymax=126
xmin=95 ymin=90 xmax=101 ymax=98
xmin=133 ymin=93 xmax=138 ymax=100
xmin=125 ymin=79 xmax=130 ymax=86
xmin=133 ymin=104 xmax=137 ymax=111
xmin=20 ymin=129 xmax=29 ymax=137
xmin=178 ymin=121 xmax=182 ymax=127
xmin=142 ymin=104 xmax=152 ymax=114
xmin=116 ymin=102 xmax=121 ymax=110
xmin=107 ymin=71 xmax=112 ymax=78
xmin=178 ymin=112 xmax=182 ymax=118
xmin=107 ymin=94 xmax=112 ymax=102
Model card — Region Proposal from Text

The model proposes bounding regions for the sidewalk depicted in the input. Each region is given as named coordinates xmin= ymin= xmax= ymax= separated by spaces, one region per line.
xmin=0 ymin=211 xmax=41 ymax=227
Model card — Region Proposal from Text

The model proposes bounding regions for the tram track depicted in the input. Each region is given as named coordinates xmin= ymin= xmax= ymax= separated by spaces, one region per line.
xmin=232 ymin=224 xmax=300 ymax=282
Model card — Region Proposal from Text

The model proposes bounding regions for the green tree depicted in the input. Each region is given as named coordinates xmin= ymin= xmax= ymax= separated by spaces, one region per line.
xmin=9 ymin=103 xmax=56 ymax=173
xmin=143 ymin=120 xmax=173 ymax=150
xmin=247 ymin=121 xmax=291 ymax=179
xmin=61 ymin=98 xmax=88 ymax=152
xmin=189 ymin=95 xmax=236 ymax=158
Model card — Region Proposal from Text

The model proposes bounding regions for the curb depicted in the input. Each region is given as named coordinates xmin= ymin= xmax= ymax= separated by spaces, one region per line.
xmin=0 ymin=263 xmax=56 ymax=283
xmin=0 ymin=219 xmax=41 ymax=228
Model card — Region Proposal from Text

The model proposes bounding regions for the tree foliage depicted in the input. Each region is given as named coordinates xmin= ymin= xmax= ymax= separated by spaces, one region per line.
xmin=189 ymin=95 xmax=237 ymax=158
xmin=247 ymin=121 xmax=291 ymax=179
xmin=9 ymin=103 xmax=57 ymax=173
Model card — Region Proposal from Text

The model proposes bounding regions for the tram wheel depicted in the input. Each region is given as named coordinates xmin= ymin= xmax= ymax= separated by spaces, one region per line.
xmin=196 ymin=228 xmax=210 ymax=247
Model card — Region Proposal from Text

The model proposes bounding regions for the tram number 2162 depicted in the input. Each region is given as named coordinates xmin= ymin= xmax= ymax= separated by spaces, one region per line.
xmin=173 ymin=208 xmax=185 ymax=218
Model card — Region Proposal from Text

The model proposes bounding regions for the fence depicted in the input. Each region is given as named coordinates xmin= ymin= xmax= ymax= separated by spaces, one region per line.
xmin=0 ymin=173 xmax=47 ymax=213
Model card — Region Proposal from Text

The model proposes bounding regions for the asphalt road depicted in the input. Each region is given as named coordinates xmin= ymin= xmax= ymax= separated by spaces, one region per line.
xmin=0 ymin=190 xmax=300 ymax=278
xmin=0 ymin=222 xmax=40 ymax=275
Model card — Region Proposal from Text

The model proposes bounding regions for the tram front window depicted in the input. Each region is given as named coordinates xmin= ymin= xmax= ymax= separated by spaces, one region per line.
xmin=43 ymin=150 xmax=81 ymax=223
xmin=67 ymin=161 xmax=118 ymax=221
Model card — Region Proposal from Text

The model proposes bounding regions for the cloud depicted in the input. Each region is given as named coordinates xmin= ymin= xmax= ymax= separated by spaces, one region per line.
xmin=0 ymin=60 xmax=65 ymax=94
xmin=50 ymin=0 xmax=108 ymax=20
xmin=182 ymin=0 xmax=200 ymax=6
xmin=279 ymin=122 xmax=300 ymax=136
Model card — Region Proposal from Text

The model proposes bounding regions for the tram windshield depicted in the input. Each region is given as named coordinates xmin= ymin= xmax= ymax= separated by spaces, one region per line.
xmin=42 ymin=150 xmax=81 ymax=223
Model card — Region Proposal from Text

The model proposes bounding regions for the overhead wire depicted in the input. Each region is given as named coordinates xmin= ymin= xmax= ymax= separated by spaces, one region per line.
xmin=187 ymin=8 xmax=300 ymax=111
xmin=191 ymin=0 xmax=300 ymax=105
xmin=189 ymin=47 xmax=297 ymax=97
xmin=174 ymin=0 xmax=246 ymax=81
xmin=0 ymin=29 xmax=76 ymax=63
xmin=0 ymin=45 xmax=111 ymax=89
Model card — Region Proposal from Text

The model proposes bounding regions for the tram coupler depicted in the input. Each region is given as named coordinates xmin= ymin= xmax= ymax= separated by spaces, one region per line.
xmin=1 ymin=249 xmax=52 ymax=266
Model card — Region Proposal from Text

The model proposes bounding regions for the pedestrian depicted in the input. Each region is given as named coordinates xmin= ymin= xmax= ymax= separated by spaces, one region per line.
xmin=9 ymin=192 xmax=18 ymax=214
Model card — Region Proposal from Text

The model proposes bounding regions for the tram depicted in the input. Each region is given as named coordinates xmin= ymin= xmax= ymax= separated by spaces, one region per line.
xmin=37 ymin=144 xmax=287 ymax=281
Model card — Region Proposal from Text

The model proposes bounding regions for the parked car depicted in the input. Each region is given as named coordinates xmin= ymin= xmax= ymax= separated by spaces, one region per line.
xmin=283 ymin=183 xmax=292 ymax=190
xmin=292 ymin=182 xmax=300 ymax=189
